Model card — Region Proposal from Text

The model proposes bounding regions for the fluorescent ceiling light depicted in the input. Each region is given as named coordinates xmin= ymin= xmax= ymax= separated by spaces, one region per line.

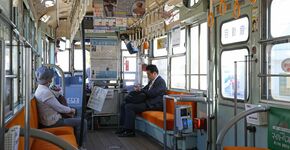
xmin=45 ymin=0 xmax=55 ymax=7
xmin=40 ymin=15 xmax=51 ymax=22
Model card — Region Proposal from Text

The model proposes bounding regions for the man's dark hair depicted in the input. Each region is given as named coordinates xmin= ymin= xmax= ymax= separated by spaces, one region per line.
xmin=146 ymin=64 xmax=159 ymax=74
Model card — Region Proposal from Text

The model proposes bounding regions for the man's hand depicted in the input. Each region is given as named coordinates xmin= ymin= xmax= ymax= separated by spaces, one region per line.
xmin=134 ymin=84 xmax=141 ymax=92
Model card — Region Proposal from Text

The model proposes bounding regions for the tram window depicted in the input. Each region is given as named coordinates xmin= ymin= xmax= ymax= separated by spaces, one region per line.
xmin=171 ymin=56 xmax=186 ymax=89
xmin=270 ymin=0 xmax=290 ymax=38
xmin=125 ymin=81 xmax=134 ymax=86
xmin=11 ymin=38 xmax=19 ymax=105
xmin=123 ymin=57 xmax=137 ymax=72
xmin=142 ymin=73 xmax=148 ymax=86
xmin=190 ymin=22 xmax=208 ymax=90
xmin=265 ymin=43 xmax=290 ymax=101
xmin=153 ymin=36 xmax=167 ymax=57
xmin=5 ymin=40 xmax=12 ymax=115
xmin=124 ymin=74 xmax=136 ymax=80
xmin=56 ymin=50 xmax=69 ymax=72
xmin=221 ymin=48 xmax=249 ymax=100
xmin=122 ymin=50 xmax=137 ymax=86
xmin=74 ymin=49 xmax=90 ymax=71
xmin=122 ymin=49 xmax=137 ymax=57
xmin=142 ymin=57 xmax=149 ymax=86
xmin=152 ymin=59 xmax=168 ymax=85
xmin=172 ymin=29 xmax=186 ymax=54
xmin=221 ymin=17 xmax=249 ymax=45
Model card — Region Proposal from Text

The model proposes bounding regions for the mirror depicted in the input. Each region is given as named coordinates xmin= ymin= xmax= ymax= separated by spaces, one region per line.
xmin=183 ymin=0 xmax=201 ymax=9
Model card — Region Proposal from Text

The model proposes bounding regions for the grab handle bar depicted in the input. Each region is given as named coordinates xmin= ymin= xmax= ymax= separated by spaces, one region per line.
xmin=216 ymin=106 xmax=270 ymax=150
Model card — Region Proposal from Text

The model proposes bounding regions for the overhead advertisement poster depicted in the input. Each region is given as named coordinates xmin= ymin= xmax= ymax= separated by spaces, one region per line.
xmin=90 ymin=39 xmax=119 ymax=79
xmin=102 ymin=0 xmax=145 ymax=17
xmin=93 ymin=17 xmax=127 ymax=32
xmin=92 ymin=0 xmax=145 ymax=32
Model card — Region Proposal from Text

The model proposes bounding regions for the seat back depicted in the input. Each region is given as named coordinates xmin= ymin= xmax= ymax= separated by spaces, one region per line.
xmin=30 ymin=98 xmax=39 ymax=129
xmin=5 ymin=98 xmax=39 ymax=150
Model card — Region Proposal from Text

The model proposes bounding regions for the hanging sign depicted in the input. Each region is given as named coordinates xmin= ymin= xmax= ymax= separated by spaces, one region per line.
xmin=172 ymin=28 xmax=180 ymax=47
xmin=100 ymin=0 xmax=145 ymax=18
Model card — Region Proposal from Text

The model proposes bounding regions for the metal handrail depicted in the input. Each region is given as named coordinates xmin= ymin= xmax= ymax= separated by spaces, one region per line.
xmin=216 ymin=106 xmax=270 ymax=150
xmin=166 ymin=94 xmax=208 ymax=104
xmin=19 ymin=128 xmax=78 ymax=150
xmin=258 ymin=73 xmax=290 ymax=77
xmin=0 ymin=9 xmax=16 ymax=28
xmin=43 ymin=64 xmax=66 ymax=96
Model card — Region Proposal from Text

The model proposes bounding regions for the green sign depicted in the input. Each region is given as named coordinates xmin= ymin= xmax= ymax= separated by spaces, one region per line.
xmin=269 ymin=107 xmax=290 ymax=150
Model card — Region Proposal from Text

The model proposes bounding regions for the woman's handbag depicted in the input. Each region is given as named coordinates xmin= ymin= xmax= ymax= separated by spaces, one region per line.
xmin=50 ymin=87 xmax=76 ymax=118
xmin=55 ymin=95 xmax=76 ymax=118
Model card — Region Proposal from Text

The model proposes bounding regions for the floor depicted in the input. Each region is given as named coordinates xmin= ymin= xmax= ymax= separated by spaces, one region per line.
xmin=86 ymin=128 xmax=163 ymax=150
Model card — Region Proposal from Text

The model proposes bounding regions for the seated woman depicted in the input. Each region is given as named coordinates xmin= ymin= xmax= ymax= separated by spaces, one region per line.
xmin=34 ymin=66 xmax=87 ymax=146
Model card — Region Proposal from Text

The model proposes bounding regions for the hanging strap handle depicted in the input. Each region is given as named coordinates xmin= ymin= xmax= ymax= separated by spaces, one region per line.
xmin=219 ymin=0 xmax=227 ymax=15
xmin=208 ymin=0 xmax=214 ymax=28
xmin=249 ymin=0 xmax=256 ymax=4
xmin=232 ymin=0 xmax=241 ymax=19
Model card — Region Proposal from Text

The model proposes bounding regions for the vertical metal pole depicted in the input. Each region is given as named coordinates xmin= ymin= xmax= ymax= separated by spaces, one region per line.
xmin=80 ymin=19 xmax=87 ymax=147
xmin=234 ymin=61 xmax=238 ymax=146
xmin=253 ymin=131 xmax=256 ymax=147
xmin=213 ymin=12 xmax=218 ymax=150
xmin=244 ymin=56 xmax=248 ymax=146
xmin=173 ymin=97 xmax=177 ymax=150
xmin=163 ymin=96 xmax=167 ymax=150
xmin=206 ymin=12 xmax=212 ymax=150
xmin=0 ymin=39 xmax=6 ymax=150
xmin=24 ymin=47 xmax=30 ymax=150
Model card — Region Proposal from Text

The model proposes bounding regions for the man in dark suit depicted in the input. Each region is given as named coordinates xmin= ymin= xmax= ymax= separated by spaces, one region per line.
xmin=116 ymin=64 xmax=167 ymax=137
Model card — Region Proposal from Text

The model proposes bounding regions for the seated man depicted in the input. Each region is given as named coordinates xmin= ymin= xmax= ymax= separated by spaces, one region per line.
xmin=116 ymin=64 xmax=167 ymax=137
xmin=34 ymin=66 xmax=87 ymax=146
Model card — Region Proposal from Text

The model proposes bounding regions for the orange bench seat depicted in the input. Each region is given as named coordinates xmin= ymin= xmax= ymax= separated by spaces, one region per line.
xmin=140 ymin=111 xmax=174 ymax=130
xmin=139 ymin=90 xmax=197 ymax=130
xmin=5 ymin=97 xmax=77 ymax=150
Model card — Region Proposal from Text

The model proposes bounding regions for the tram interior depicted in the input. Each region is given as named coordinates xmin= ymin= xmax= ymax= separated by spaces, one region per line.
xmin=1 ymin=0 xmax=290 ymax=150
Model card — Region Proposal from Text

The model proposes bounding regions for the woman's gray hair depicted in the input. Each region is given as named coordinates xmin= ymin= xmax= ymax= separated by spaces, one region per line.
xmin=35 ymin=66 xmax=54 ymax=85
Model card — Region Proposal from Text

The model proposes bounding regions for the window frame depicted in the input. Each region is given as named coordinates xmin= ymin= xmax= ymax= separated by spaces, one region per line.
xmin=151 ymin=57 xmax=168 ymax=86
xmin=56 ymin=49 xmax=70 ymax=72
xmin=121 ymin=48 xmax=138 ymax=87
xmin=168 ymin=26 xmax=187 ymax=90
xmin=170 ymin=55 xmax=186 ymax=90
xmin=219 ymin=47 xmax=250 ymax=101
xmin=260 ymin=0 xmax=290 ymax=104
xmin=189 ymin=22 xmax=208 ymax=91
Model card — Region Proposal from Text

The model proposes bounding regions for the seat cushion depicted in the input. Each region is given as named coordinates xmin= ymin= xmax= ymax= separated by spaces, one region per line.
xmin=224 ymin=146 xmax=269 ymax=150
xmin=41 ymin=126 xmax=75 ymax=135
xmin=140 ymin=111 xmax=174 ymax=130
xmin=31 ymin=134 xmax=78 ymax=150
